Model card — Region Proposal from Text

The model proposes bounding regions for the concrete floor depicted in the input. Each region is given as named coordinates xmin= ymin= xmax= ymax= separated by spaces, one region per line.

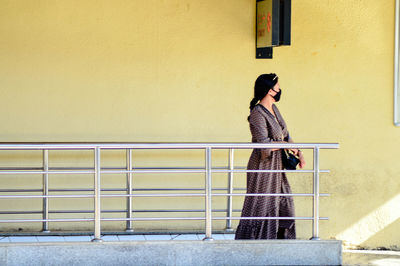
xmin=343 ymin=250 xmax=400 ymax=266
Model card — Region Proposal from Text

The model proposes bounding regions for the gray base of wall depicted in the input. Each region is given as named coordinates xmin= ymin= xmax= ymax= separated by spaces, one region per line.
xmin=0 ymin=240 xmax=342 ymax=266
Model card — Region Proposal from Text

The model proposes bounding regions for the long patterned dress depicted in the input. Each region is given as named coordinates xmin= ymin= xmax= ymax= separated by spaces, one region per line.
xmin=235 ymin=104 xmax=296 ymax=240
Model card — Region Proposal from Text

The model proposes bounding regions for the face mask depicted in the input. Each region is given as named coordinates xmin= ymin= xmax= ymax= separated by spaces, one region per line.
xmin=271 ymin=88 xmax=282 ymax=102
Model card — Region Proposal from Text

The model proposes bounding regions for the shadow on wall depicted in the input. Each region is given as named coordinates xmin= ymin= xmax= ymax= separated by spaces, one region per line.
xmin=337 ymin=194 xmax=400 ymax=250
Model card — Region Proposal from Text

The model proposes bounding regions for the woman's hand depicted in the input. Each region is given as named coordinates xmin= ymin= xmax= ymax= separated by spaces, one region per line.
xmin=288 ymin=148 xmax=306 ymax=168
xmin=298 ymin=152 xmax=306 ymax=169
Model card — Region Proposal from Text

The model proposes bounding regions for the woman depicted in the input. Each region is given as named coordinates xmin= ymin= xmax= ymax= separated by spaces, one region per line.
xmin=235 ymin=73 xmax=306 ymax=240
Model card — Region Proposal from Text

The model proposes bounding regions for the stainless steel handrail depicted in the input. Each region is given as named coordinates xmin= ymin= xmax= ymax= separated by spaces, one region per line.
xmin=0 ymin=209 xmax=246 ymax=214
xmin=0 ymin=193 xmax=330 ymax=199
xmin=0 ymin=217 xmax=330 ymax=223
xmin=0 ymin=142 xmax=339 ymax=241
xmin=395 ymin=0 xmax=399 ymax=126
xmin=0 ymin=142 xmax=338 ymax=149
xmin=0 ymin=169 xmax=330 ymax=174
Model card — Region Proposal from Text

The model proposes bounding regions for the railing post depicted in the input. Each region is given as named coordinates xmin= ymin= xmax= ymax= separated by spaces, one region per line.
xmin=225 ymin=148 xmax=234 ymax=232
xmin=310 ymin=147 xmax=320 ymax=240
xmin=42 ymin=149 xmax=50 ymax=233
xmin=203 ymin=147 xmax=213 ymax=241
xmin=126 ymin=149 xmax=134 ymax=232
xmin=92 ymin=147 xmax=103 ymax=242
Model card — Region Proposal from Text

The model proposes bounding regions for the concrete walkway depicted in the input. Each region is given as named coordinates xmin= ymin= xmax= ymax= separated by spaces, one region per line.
xmin=343 ymin=249 xmax=400 ymax=266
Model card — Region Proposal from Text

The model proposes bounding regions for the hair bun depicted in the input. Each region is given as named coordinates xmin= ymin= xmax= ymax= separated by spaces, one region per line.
xmin=249 ymin=97 xmax=258 ymax=110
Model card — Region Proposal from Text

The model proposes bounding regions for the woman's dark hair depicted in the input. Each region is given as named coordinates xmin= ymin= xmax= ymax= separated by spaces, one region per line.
xmin=249 ymin=73 xmax=278 ymax=111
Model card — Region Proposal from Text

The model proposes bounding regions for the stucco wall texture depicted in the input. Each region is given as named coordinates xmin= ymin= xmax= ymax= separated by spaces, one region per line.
xmin=0 ymin=0 xmax=399 ymax=249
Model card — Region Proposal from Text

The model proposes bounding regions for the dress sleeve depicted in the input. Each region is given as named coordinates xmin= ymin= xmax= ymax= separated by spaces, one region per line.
xmin=249 ymin=110 xmax=273 ymax=159
xmin=274 ymin=105 xmax=293 ymax=143
xmin=282 ymin=122 xmax=293 ymax=143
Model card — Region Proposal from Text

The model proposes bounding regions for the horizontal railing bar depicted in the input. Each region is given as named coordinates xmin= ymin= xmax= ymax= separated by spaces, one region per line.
xmin=0 ymin=188 xmax=249 ymax=192
xmin=101 ymin=169 xmax=329 ymax=174
xmin=99 ymin=193 xmax=329 ymax=198
xmin=0 ymin=195 xmax=94 ymax=199
xmin=0 ymin=167 xmax=248 ymax=170
xmin=0 ymin=209 xmax=245 ymax=214
xmin=0 ymin=169 xmax=330 ymax=175
xmin=213 ymin=193 xmax=330 ymax=197
xmin=0 ymin=217 xmax=329 ymax=223
xmin=0 ymin=166 xmax=327 ymax=176
xmin=101 ymin=217 xmax=330 ymax=221
xmin=0 ymin=146 xmax=96 ymax=150
xmin=0 ymin=218 xmax=94 ymax=223
xmin=0 ymin=171 xmax=94 ymax=175
xmin=219 ymin=217 xmax=329 ymax=220
xmin=103 ymin=170 xmax=205 ymax=174
xmin=0 ymin=142 xmax=339 ymax=150
xmin=0 ymin=194 xmax=215 ymax=198
xmin=214 ymin=169 xmax=329 ymax=173
xmin=0 ymin=193 xmax=329 ymax=199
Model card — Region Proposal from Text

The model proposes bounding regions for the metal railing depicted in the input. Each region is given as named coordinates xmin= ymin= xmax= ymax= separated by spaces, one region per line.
xmin=395 ymin=0 xmax=400 ymax=126
xmin=0 ymin=142 xmax=339 ymax=242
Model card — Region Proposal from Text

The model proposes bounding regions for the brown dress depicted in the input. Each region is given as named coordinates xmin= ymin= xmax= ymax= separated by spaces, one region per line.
xmin=235 ymin=104 xmax=296 ymax=240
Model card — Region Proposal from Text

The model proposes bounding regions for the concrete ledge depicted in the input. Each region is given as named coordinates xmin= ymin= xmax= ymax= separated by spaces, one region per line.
xmin=0 ymin=240 xmax=342 ymax=266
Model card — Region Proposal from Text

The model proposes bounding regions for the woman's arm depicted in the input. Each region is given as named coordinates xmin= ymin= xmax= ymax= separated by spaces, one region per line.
xmin=249 ymin=110 xmax=283 ymax=159
xmin=285 ymin=133 xmax=306 ymax=169
xmin=274 ymin=106 xmax=306 ymax=168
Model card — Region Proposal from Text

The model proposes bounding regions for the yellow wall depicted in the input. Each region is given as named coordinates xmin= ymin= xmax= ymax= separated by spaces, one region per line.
xmin=0 ymin=0 xmax=399 ymax=249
